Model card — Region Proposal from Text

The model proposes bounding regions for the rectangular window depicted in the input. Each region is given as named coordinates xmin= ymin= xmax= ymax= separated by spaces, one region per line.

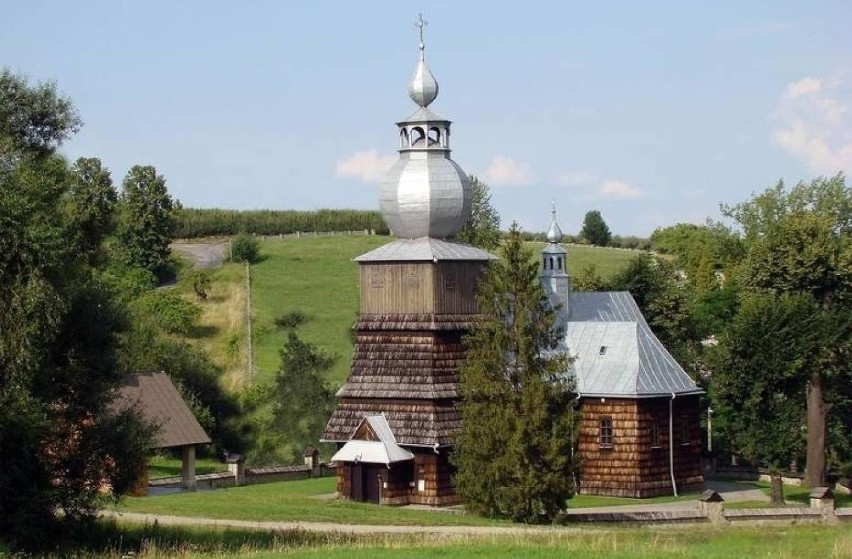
xmin=651 ymin=421 xmax=662 ymax=448
xmin=444 ymin=272 xmax=456 ymax=292
xmin=599 ymin=416 xmax=613 ymax=448
xmin=679 ymin=416 xmax=691 ymax=445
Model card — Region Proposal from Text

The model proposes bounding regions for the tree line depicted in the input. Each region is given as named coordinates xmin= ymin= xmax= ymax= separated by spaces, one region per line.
xmin=173 ymin=208 xmax=388 ymax=238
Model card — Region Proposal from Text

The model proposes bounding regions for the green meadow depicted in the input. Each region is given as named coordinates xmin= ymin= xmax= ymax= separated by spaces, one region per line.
xmin=246 ymin=235 xmax=641 ymax=386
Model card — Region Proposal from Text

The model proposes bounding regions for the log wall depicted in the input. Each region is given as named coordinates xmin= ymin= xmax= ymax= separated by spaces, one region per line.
xmin=578 ymin=396 xmax=704 ymax=498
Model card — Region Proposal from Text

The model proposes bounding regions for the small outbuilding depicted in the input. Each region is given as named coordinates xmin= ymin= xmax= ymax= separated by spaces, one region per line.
xmin=115 ymin=371 xmax=212 ymax=492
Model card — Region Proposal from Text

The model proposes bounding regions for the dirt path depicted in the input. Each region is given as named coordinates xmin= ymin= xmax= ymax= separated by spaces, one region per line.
xmin=171 ymin=241 xmax=228 ymax=269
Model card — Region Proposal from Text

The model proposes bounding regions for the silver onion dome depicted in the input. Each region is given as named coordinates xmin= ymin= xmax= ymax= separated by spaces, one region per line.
xmin=379 ymin=15 xmax=471 ymax=240
xmin=546 ymin=203 xmax=564 ymax=243
xmin=408 ymin=49 xmax=438 ymax=107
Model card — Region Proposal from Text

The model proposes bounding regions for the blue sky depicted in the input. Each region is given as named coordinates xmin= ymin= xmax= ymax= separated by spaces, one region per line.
xmin=4 ymin=1 xmax=850 ymax=235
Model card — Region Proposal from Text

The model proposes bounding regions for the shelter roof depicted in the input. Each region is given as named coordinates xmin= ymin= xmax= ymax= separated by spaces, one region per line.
xmin=331 ymin=414 xmax=414 ymax=465
xmin=355 ymin=237 xmax=496 ymax=262
xmin=115 ymin=371 xmax=212 ymax=449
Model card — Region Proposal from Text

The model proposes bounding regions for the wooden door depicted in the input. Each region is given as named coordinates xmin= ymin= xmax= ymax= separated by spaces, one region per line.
xmin=350 ymin=463 xmax=364 ymax=502
xmin=364 ymin=465 xmax=383 ymax=504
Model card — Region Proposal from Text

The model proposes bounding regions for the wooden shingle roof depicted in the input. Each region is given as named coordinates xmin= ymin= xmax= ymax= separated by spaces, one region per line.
xmin=116 ymin=371 xmax=212 ymax=449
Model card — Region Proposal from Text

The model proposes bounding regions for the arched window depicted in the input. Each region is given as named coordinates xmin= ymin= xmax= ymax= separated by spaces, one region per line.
xmin=411 ymin=126 xmax=426 ymax=146
xmin=550 ymin=257 xmax=554 ymax=270
xmin=399 ymin=128 xmax=410 ymax=148
xmin=428 ymin=126 xmax=441 ymax=147
xmin=557 ymin=256 xmax=563 ymax=270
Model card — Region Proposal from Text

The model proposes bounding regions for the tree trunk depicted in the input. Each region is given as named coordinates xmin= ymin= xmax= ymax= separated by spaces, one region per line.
xmin=804 ymin=373 xmax=827 ymax=487
xmin=770 ymin=472 xmax=785 ymax=505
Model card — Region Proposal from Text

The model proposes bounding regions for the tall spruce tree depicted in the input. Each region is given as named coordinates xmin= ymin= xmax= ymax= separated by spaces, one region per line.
xmin=453 ymin=224 xmax=577 ymax=522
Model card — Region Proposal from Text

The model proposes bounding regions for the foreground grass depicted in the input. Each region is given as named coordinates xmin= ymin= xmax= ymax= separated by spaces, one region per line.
xmin=34 ymin=522 xmax=852 ymax=558
xmin=148 ymin=454 xmax=228 ymax=480
xmin=117 ymin=477 xmax=502 ymax=526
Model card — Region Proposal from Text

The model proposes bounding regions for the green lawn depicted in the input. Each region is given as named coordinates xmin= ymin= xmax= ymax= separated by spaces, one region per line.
xmin=118 ymin=477 xmax=502 ymax=526
xmin=147 ymin=454 xmax=228 ymax=480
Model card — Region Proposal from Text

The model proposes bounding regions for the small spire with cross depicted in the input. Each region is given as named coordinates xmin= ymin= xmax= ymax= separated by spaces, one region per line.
xmin=415 ymin=13 xmax=428 ymax=56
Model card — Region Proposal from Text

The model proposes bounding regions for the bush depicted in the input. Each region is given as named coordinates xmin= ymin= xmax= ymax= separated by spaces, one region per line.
xmin=274 ymin=310 xmax=308 ymax=330
xmin=130 ymin=291 xmax=201 ymax=335
xmin=230 ymin=234 xmax=259 ymax=263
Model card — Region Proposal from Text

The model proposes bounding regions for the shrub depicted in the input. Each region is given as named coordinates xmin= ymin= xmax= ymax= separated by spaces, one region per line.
xmin=230 ymin=234 xmax=259 ymax=263
xmin=274 ymin=310 xmax=308 ymax=330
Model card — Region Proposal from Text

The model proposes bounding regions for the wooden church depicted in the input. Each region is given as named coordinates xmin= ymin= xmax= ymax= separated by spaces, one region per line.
xmin=321 ymin=18 xmax=494 ymax=506
xmin=323 ymin=17 xmax=703 ymax=505
xmin=540 ymin=210 xmax=705 ymax=498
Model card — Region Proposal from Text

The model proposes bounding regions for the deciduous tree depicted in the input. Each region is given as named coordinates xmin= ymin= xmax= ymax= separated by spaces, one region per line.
xmin=722 ymin=175 xmax=852 ymax=486
xmin=453 ymin=225 xmax=577 ymax=522
xmin=1 ymin=69 xmax=151 ymax=551
xmin=580 ymin=210 xmax=611 ymax=246
xmin=458 ymin=175 xmax=501 ymax=250
xmin=118 ymin=165 xmax=176 ymax=279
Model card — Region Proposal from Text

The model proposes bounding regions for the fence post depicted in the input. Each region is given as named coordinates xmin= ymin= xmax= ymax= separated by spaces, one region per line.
xmin=245 ymin=261 xmax=253 ymax=382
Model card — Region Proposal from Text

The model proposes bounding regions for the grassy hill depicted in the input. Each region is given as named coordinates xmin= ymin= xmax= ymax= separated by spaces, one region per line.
xmin=180 ymin=235 xmax=642 ymax=390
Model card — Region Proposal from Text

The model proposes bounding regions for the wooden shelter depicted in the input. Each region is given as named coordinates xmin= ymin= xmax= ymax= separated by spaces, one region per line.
xmin=115 ymin=371 xmax=212 ymax=492
xmin=323 ymin=238 xmax=493 ymax=505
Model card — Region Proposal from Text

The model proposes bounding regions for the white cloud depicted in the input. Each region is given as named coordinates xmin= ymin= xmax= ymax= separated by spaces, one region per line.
xmin=772 ymin=75 xmax=852 ymax=175
xmin=557 ymin=170 xmax=643 ymax=200
xmin=598 ymin=179 xmax=643 ymax=200
xmin=481 ymin=155 xmax=534 ymax=187
xmin=784 ymin=77 xmax=821 ymax=99
xmin=335 ymin=150 xmax=395 ymax=183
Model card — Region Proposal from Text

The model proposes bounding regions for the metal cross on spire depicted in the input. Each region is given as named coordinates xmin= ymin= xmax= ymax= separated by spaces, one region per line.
xmin=415 ymin=13 xmax=428 ymax=53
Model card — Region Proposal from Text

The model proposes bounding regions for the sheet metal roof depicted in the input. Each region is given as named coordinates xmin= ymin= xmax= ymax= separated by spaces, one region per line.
xmin=331 ymin=414 xmax=414 ymax=465
xmin=563 ymin=292 xmax=703 ymax=398
xmin=355 ymin=237 xmax=496 ymax=262
xmin=115 ymin=371 xmax=212 ymax=449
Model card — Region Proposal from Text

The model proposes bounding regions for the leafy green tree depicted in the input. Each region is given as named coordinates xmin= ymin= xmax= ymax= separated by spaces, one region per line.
xmin=1 ymin=69 xmax=151 ymax=551
xmin=572 ymin=263 xmax=605 ymax=292
xmin=722 ymin=175 xmax=852 ymax=486
xmin=258 ymin=332 xmax=335 ymax=463
xmin=67 ymin=157 xmax=117 ymax=263
xmin=118 ymin=165 xmax=176 ymax=278
xmin=458 ymin=175 xmax=501 ymax=250
xmin=609 ymin=253 xmax=699 ymax=365
xmin=230 ymin=233 xmax=260 ymax=263
xmin=453 ymin=224 xmax=577 ymax=522
xmin=580 ymin=210 xmax=611 ymax=246
xmin=710 ymin=293 xmax=818 ymax=503
xmin=650 ymin=222 xmax=744 ymax=285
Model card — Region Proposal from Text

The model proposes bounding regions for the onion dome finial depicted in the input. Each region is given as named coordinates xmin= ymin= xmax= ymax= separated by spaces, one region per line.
xmin=408 ymin=13 xmax=439 ymax=107
xmin=546 ymin=202 xmax=564 ymax=243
